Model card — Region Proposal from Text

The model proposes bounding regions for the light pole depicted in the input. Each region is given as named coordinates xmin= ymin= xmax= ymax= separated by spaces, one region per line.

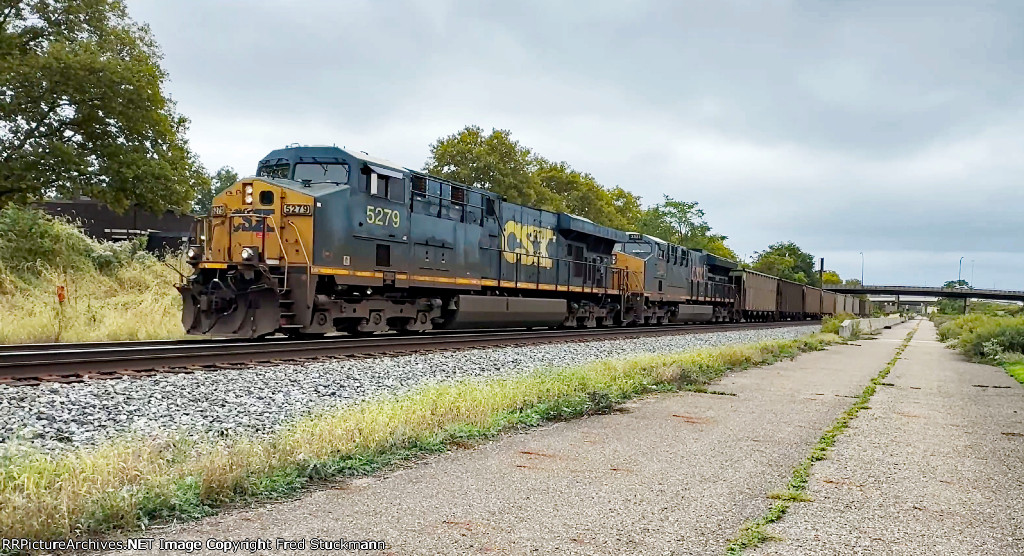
xmin=859 ymin=252 xmax=864 ymax=285
xmin=958 ymin=256 xmax=964 ymax=284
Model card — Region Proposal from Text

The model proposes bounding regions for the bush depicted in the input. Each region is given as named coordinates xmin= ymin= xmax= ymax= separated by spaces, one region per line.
xmin=821 ymin=312 xmax=856 ymax=335
xmin=0 ymin=205 xmax=186 ymax=343
xmin=937 ymin=314 xmax=1024 ymax=363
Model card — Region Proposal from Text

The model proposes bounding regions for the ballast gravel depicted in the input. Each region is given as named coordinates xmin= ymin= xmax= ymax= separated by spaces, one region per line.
xmin=0 ymin=325 xmax=818 ymax=453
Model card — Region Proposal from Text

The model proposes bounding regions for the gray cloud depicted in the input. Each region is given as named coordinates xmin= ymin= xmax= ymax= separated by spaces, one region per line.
xmin=128 ymin=0 xmax=1024 ymax=287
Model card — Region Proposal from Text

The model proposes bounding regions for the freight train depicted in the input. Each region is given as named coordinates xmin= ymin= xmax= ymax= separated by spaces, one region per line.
xmin=178 ymin=145 xmax=869 ymax=338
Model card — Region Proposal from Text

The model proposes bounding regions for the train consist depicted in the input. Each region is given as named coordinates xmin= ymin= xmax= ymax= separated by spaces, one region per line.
xmin=178 ymin=145 xmax=870 ymax=338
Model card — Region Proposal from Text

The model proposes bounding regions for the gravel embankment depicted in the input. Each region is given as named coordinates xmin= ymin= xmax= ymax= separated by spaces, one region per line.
xmin=0 ymin=326 xmax=818 ymax=453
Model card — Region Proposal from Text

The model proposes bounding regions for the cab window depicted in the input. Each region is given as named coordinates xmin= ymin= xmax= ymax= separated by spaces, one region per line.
xmin=294 ymin=163 xmax=349 ymax=184
xmin=257 ymin=163 xmax=290 ymax=179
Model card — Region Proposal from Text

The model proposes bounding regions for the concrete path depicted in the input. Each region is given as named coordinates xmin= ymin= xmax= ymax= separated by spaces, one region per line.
xmin=122 ymin=325 xmax=918 ymax=555
xmin=751 ymin=319 xmax=1024 ymax=555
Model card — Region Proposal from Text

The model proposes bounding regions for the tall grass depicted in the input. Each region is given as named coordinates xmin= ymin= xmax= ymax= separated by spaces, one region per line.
xmin=0 ymin=333 xmax=837 ymax=541
xmin=0 ymin=206 xmax=186 ymax=343
xmin=937 ymin=314 xmax=1024 ymax=363
xmin=820 ymin=312 xmax=856 ymax=335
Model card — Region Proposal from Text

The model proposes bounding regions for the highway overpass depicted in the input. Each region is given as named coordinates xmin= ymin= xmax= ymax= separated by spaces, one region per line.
xmin=825 ymin=284 xmax=1024 ymax=302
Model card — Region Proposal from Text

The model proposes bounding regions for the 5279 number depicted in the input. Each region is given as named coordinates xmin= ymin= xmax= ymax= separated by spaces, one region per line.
xmin=366 ymin=205 xmax=400 ymax=227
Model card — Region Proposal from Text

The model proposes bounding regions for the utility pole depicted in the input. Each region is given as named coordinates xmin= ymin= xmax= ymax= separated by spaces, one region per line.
xmin=859 ymin=251 xmax=864 ymax=284
xmin=819 ymin=257 xmax=824 ymax=316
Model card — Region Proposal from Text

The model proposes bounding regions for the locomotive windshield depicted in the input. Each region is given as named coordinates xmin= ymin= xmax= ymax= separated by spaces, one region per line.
xmin=620 ymin=241 xmax=653 ymax=258
xmin=257 ymin=163 xmax=290 ymax=179
xmin=294 ymin=162 xmax=350 ymax=184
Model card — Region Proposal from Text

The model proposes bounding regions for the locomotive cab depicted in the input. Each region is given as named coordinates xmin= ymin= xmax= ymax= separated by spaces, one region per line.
xmin=179 ymin=145 xmax=413 ymax=338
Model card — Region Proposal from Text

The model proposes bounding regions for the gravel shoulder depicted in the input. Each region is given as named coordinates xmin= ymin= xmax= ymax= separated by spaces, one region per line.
xmin=750 ymin=320 xmax=1024 ymax=556
xmin=0 ymin=326 xmax=818 ymax=453
xmin=109 ymin=325 xmax=911 ymax=555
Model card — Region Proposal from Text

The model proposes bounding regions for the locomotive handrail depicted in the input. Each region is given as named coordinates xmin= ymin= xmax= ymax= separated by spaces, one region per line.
xmin=263 ymin=215 xmax=290 ymax=293
xmin=288 ymin=220 xmax=314 ymax=315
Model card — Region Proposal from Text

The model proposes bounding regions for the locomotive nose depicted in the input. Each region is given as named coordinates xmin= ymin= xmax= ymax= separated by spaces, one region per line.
xmin=207 ymin=180 xmax=287 ymax=265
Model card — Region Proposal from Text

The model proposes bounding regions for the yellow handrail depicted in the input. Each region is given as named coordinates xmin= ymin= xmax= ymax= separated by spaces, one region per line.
xmin=288 ymin=220 xmax=313 ymax=306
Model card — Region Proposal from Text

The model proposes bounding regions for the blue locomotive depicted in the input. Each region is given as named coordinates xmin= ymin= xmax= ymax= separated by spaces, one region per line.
xmin=178 ymin=145 xmax=829 ymax=338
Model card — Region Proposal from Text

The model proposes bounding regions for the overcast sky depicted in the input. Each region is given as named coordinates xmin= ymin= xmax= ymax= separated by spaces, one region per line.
xmin=127 ymin=0 xmax=1023 ymax=289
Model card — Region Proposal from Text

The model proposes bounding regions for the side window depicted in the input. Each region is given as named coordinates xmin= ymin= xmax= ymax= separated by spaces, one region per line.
xmin=466 ymin=191 xmax=483 ymax=226
xmin=388 ymin=177 xmax=405 ymax=203
xmin=412 ymin=176 xmax=427 ymax=197
xmin=485 ymin=197 xmax=497 ymax=218
xmin=445 ymin=185 xmax=465 ymax=222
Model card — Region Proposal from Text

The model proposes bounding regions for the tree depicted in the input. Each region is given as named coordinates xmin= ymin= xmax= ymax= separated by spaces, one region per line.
xmin=822 ymin=270 xmax=842 ymax=285
xmin=533 ymin=159 xmax=626 ymax=229
xmin=424 ymin=125 xmax=563 ymax=211
xmin=751 ymin=241 xmax=820 ymax=286
xmin=425 ymin=126 xmax=741 ymax=260
xmin=192 ymin=166 xmax=238 ymax=214
xmin=607 ymin=186 xmax=643 ymax=228
xmin=936 ymin=279 xmax=971 ymax=314
xmin=636 ymin=195 xmax=737 ymax=260
xmin=0 ymin=0 xmax=209 ymax=213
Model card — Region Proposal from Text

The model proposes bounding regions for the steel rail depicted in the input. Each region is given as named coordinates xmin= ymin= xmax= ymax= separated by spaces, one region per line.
xmin=0 ymin=321 xmax=817 ymax=383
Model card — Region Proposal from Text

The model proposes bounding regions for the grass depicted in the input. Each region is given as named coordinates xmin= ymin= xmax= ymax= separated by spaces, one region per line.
xmin=0 ymin=333 xmax=839 ymax=542
xmin=0 ymin=205 xmax=186 ymax=343
xmin=725 ymin=323 xmax=918 ymax=554
xmin=820 ymin=312 xmax=856 ymax=335
xmin=1003 ymin=362 xmax=1024 ymax=386
xmin=935 ymin=313 xmax=1024 ymax=364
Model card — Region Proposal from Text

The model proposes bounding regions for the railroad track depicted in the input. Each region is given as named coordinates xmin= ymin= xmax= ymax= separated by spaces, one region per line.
xmin=0 ymin=321 xmax=818 ymax=385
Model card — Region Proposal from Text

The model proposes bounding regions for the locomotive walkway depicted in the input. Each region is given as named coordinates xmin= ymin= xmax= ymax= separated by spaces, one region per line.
xmin=112 ymin=321 xmax=1024 ymax=555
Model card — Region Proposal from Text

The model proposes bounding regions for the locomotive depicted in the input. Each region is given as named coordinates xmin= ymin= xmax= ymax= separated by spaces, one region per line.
xmin=178 ymin=145 xmax=848 ymax=338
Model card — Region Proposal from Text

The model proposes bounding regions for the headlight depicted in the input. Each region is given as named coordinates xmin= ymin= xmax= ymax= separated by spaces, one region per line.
xmin=186 ymin=246 xmax=201 ymax=261
xmin=244 ymin=184 xmax=253 ymax=194
xmin=244 ymin=194 xmax=253 ymax=204
xmin=240 ymin=247 xmax=257 ymax=261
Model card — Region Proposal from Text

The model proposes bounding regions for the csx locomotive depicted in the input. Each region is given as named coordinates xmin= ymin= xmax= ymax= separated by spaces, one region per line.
xmin=179 ymin=145 xmax=848 ymax=338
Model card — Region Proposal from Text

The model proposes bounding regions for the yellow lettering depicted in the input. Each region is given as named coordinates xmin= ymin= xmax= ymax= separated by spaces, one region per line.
xmin=502 ymin=221 xmax=555 ymax=268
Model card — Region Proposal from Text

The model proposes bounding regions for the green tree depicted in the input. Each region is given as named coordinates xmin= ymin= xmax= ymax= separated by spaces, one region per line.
xmin=751 ymin=241 xmax=820 ymax=286
xmin=0 ymin=0 xmax=209 ymax=213
xmin=533 ymin=159 xmax=626 ymax=229
xmin=192 ymin=166 xmax=238 ymax=214
xmin=822 ymin=270 xmax=842 ymax=285
xmin=635 ymin=204 xmax=676 ymax=242
xmin=424 ymin=125 xmax=563 ymax=210
xmin=936 ymin=279 xmax=971 ymax=314
xmin=607 ymin=186 xmax=643 ymax=228
xmin=637 ymin=195 xmax=737 ymax=260
xmin=425 ymin=126 xmax=740 ymax=260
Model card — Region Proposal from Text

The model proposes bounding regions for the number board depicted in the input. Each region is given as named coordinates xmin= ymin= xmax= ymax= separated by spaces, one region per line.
xmin=283 ymin=204 xmax=312 ymax=216
xmin=366 ymin=205 xmax=400 ymax=227
xmin=211 ymin=205 xmax=226 ymax=216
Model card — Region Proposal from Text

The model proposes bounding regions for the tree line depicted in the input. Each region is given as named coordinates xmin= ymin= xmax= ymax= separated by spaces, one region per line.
xmin=1 ymin=1 xmax=850 ymax=288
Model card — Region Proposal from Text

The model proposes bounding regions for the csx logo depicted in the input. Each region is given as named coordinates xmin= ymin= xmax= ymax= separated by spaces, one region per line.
xmin=690 ymin=265 xmax=706 ymax=282
xmin=502 ymin=221 xmax=556 ymax=268
xmin=232 ymin=209 xmax=276 ymax=233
